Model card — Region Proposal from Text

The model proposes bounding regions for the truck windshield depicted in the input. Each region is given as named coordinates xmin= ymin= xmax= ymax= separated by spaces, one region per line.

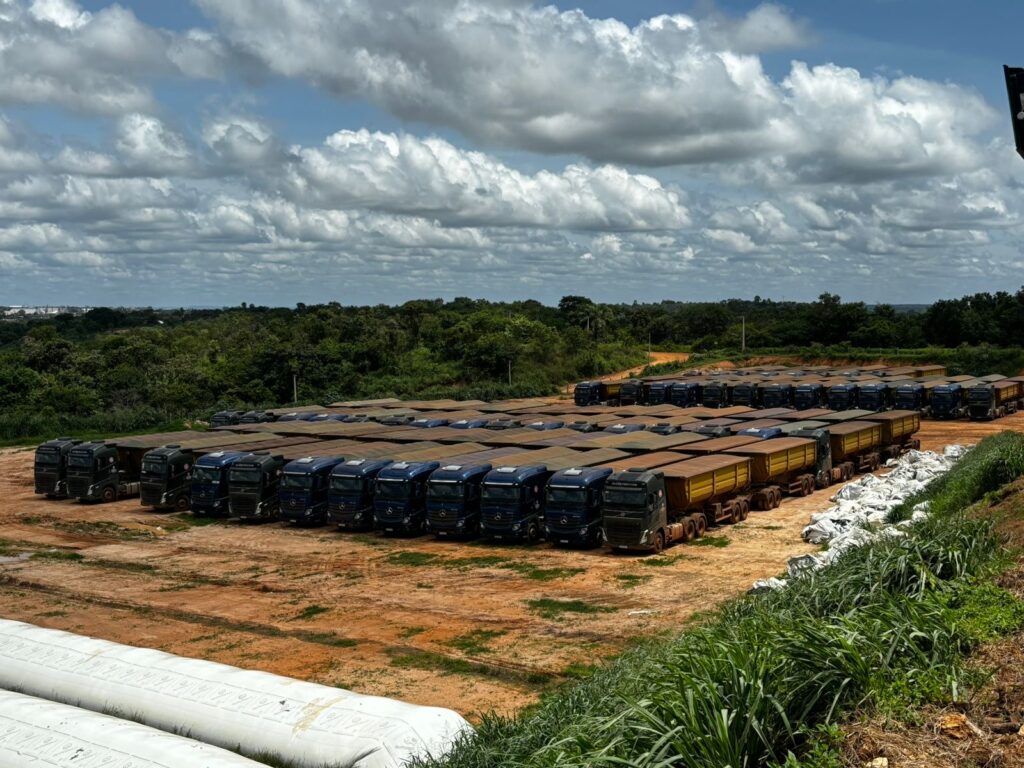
xmin=229 ymin=468 xmax=262 ymax=485
xmin=547 ymin=487 xmax=586 ymax=506
xmin=968 ymin=390 xmax=991 ymax=402
xmin=376 ymin=479 xmax=409 ymax=500
xmin=428 ymin=482 xmax=464 ymax=500
xmin=280 ymin=473 xmax=312 ymax=490
xmin=68 ymin=454 xmax=93 ymax=468
xmin=603 ymin=487 xmax=646 ymax=507
xmin=142 ymin=460 xmax=165 ymax=476
xmin=192 ymin=466 xmax=221 ymax=484
xmin=482 ymin=484 xmax=519 ymax=502
xmin=331 ymin=476 xmax=363 ymax=494
xmin=35 ymin=451 xmax=60 ymax=465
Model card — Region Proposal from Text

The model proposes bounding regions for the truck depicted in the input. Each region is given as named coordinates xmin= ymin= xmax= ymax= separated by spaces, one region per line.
xmin=929 ymin=382 xmax=976 ymax=420
xmin=327 ymin=459 xmax=392 ymax=530
xmin=894 ymin=383 xmax=926 ymax=413
xmin=967 ymin=380 xmax=1023 ymax=420
xmin=227 ymin=452 xmax=285 ymax=521
xmin=602 ymin=455 xmax=752 ymax=553
xmin=862 ymin=411 xmax=921 ymax=454
xmin=66 ymin=441 xmax=142 ymax=503
xmin=450 ymin=418 xmax=489 ymax=429
xmin=723 ymin=437 xmax=818 ymax=510
xmin=811 ymin=421 xmax=883 ymax=479
xmin=479 ymin=465 xmax=550 ymax=542
xmin=238 ymin=411 xmax=275 ymax=424
xmin=525 ymin=420 xmax=565 ymax=431
xmin=210 ymin=410 xmax=245 ymax=428
xmin=574 ymin=380 xmax=622 ymax=406
xmin=374 ymin=461 xmax=440 ymax=535
xmin=544 ymin=467 xmax=614 ymax=548
xmin=793 ymin=383 xmax=826 ymax=410
xmin=856 ymin=382 xmax=890 ymax=412
xmin=619 ymin=379 xmax=644 ymax=406
xmin=669 ymin=382 xmax=701 ymax=408
xmin=279 ymin=455 xmax=347 ymax=525
xmin=731 ymin=382 xmax=761 ymax=408
xmin=827 ymin=383 xmax=859 ymax=411
xmin=645 ymin=381 xmax=676 ymax=406
xmin=700 ymin=381 xmax=730 ymax=408
xmin=760 ymin=383 xmax=794 ymax=408
xmin=190 ymin=451 xmax=247 ymax=515
xmin=33 ymin=437 xmax=81 ymax=498
xmin=140 ymin=445 xmax=194 ymax=511
xmin=425 ymin=463 xmax=492 ymax=538
xmin=410 ymin=418 xmax=449 ymax=428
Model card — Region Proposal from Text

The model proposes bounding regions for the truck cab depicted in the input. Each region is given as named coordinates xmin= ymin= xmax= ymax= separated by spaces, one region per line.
xmin=140 ymin=445 xmax=194 ymax=511
xmin=760 ymin=383 xmax=793 ymax=408
xmin=856 ymin=383 xmax=890 ymax=412
xmin=344 ymin=414 xmax=373 ymax=423
xmin=328 ymin=458 xmax=392 ymax=530
xmin=731 ymin=382 xmax=761 ymax=407
xmin=604 ymin=423 xmax=646 ymax=435
xmin=827 ymin=384 xmax=859 ymax=411
xmin=646 ymin=381 xmax=675 ymax=406
xmin=701 ymin=381 xmax=729 ymax=408
xmin=480 ymin=465 xmax=550 ymax=542
xmin=967 ymin=384 xmax=1002 ymax=420
xmin=210 ymin=410 xmax=245 ymax=428
xmin=275 ymin=412 xmax=307 ymax=422
xmin=190 ymin=451 xmax=246 ymax=515
xmin=574 ymin=380 xmax=602 ymax=406
xmin=426 ymin=463 xmax=492 ymax=539
xmin=379 ymin=415 xmax=415 ymax=426
xmin=669 ymin=382 xmax=701 ymax=408
xmin=306 ymin=413 xmax=347 ymax=422
xmin=894 ymin=383 xmax=926 ymax=413
xmin=790 ymin=428 xmax=837 ymax=488
xmin=34 ymin=437 xmax=81 ymax=498
xmin=567 ymin=421 xmax=599 ymax=433
xmin=484 ymin=419 xmax=520 ymax=430
xmin=648 ymin=423 xmax=680 ymax=435
xmin=619 ymin=379 xmax=644 ymax=406
xmin=601 ymin=469 xmax=667 ymax=551
xmin=239 ymin=410 xmax=275 ymax=424
xmin=66 ymin=442 xmax=141 ymax=503
xmin=545 ymin=467 xmax=613 ymax=547
xmin=525 ymin=420 xmax=564 ymax=431
xmin=280 ymin=455 xmax=346 ymax=525
xmin=374 ymin=461 xmax=440 ymax=535
xmin=450 ymin=418 xmax=488 ymax=429
xmin=931 ymin=383 xmax=968 ymax=420
xmin=794 ymin=384 xmax=825 ymax=409
xmin=228 ymin=452 xmax=285 ymax=521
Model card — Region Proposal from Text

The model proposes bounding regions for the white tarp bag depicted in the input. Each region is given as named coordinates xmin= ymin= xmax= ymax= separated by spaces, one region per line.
xmin=0 ymin=688 xmax=267 ymax=768
xmin=0 ymin=620 xmax=471 ymax=768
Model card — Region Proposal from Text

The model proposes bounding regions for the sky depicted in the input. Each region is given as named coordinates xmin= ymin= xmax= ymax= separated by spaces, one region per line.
xmin=1 ymin=0 xmax=1023 ymax=308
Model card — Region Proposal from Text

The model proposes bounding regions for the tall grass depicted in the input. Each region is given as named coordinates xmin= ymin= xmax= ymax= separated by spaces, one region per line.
xmin=421 ymin=433 xmax=1024 ymax=768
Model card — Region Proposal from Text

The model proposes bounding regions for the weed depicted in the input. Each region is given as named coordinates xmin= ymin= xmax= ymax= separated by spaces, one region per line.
xmin=415 ymin=582 xmax=434 ymax=589
xmin=526 ymin=599 xmax=616 ymax=620
xmin=399 ymin=626 xmax=427 ymax=639
xmin=31 ymin=550 xmax=83 ymax=562
xmin=614 ymin=573 xmax=652 ymax=589
xmin=639 ymin=553 xmax=691 ymax=567
xmin=449 ymin=629 xmax=507 ymax=655
xmin=37 ymin=609 xmax=67 ymax=618
xmin=692 ymin=536 xmax=730 ymax=548
xmin=384 ymin=551 xmax=440 ymax=567
xmin=502 ymin=563 xmax=585 ymax=581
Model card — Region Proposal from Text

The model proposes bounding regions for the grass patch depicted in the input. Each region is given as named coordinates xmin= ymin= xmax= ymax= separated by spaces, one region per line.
xmin=31 ymin=550 xmax=83 ymax=562
xmin=502 ymin=563 xmax=585 ymax=581
xmin=399 ymin=626 xmax=427 ymax=639
xmin=291 ymin=605 xmax=330 ymax=621
xmin=415 ymin=582 xmax=434 ymax=589
xmin=389 ymin=649 xmax=551 ymax=686
xmin=614 ymin=573 xmax=652 ymax=589
xmin=691 ymin=535 xmax=730 ymax=547
xmin=52 ymin=520 xmax=154 ymax=540
xmin=173 ymin=513 xmax=227 ymax=527
xmin=449 ymin=629 xmax=507 ymax=655
xmin=639 ymin=553 xmax=691 ymax=567
xmin=384 ymin=551 xmax=440 ymax=567
xmin=526 ymin=598 xmax=617 ymax=620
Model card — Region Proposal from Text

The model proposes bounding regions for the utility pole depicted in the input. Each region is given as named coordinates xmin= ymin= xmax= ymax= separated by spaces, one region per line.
xmin=293 ymin=374 xmax=298 ymax=403
xmin=648 ymin=331 xmax=652 ymax=362
xmin=508 ymin=359 xmax=512 ymax=387
xmin=741 ymin=316 xmax=746 ymax=353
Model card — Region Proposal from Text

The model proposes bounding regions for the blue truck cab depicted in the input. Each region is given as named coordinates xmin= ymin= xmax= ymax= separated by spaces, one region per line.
xmin=374 ymin=461 xmax=440 ymax=535
xmin=574 ymin=381 xmax=602 ymax=406
xmin=480 ymin=465 xmax=551 ymax=542
xmin=275 ymin=412 xmax=305 ymax=422
xmin=410 ymin=418 xmax=449 ymax=428
xmin=701 ymin=381 xmax=730 ymax=408
xmin=328 ymin=458 xmax=392 ymax=530
xmin=239 ymin=410 xmax=275 ymax=424
xmin=856 ymin=383 xmax=890 ymax=412
xmin=567 ymin=421 xmax=599 ymax=433
xmin=648 ymin=422 xmax=680 ymax=435
xmin=190 ymin=451 xmax=246 ymax=515
xmin=827 ymin=383 xmax=859 ymax=411
xmin=931 ymin=383 xmax=968 ymax=420
xmin=344 ymin=414 xmax=373 ymax=423
xmin=426 ymin=463 xmax=493 ymax=538
xmin=210 ymin=410 xmax=245 ymax=428
xmin=227 ymin=452 xmax=285 ymax=520
xmin=545 ymin=467 xmax=614 ymax=547
xmin=280 ymin=455 xmax=346 ymax=525
xmin=794 ymin=383 xmax=826 ymax=410
xmin=450 ymin=418 xmax=488 ymax=429
xmin=525 ymin=420 xmax=565 ymax=431
xmin=761 ymin=383 xmax=794 ymax=408
xmin=738 ymin=427 xmax=783 ymax=439
xmin=731 ymin=381 xmax=761 ymax=407
xmin=307 ymin=413 xmax=346 ymax=422
xmin=894 ymin=383 xmax=926 ymax=412
xmin=670 ymin=382 xmax=701 ymax=407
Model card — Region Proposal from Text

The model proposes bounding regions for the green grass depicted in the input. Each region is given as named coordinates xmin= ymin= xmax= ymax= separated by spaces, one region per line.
xmin=418 ymin=433 xmax=1024 ymax=768
xmin=614 ymin=573 xmax=653 ymax=589
xmin=399 ymin=626 xmax=427 ymax=639
xmin=691 ymin=536 xmax=730 ymax=548
xmin=31 ymin=550 xmax=83 ymax=562
xmin=290 ymin=605 xmax=330 ymax=621
xmin=415 ymin=582 xmax=434 ymax=589
xmin=502 ymin=563 xmax=585 ymax=581
xmin=526 ymin=599 xmax=617 ymax=620
xmin=449 ymin=629 xmax=507 ymax=655
xmin=384 ymin=551 xmax=440 ymax=567
xmin=639 ymin=553 xmax=691 ymax=567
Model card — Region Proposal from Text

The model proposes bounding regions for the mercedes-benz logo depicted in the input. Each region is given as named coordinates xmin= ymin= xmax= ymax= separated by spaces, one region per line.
xmin=494 ymin=512 xmax=502 ymax=520
xmin=439 ymin=510 xmax=446 ymax=518
xmin=560 ymin=516 xmax=568 ymax=525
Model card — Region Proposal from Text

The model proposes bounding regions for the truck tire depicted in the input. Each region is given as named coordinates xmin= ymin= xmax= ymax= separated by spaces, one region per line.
xmin=101 ymin=486 xmax=116 ymax=503
xmin=691 ymin=515 xmax=706 ymax=539
xmin=773 ymin=488 xmax=783 ymax=508
xmin=175 ymin=495 xmax=190 ymax=512
xmin=652 ymin=530 xmax=665 ymax=554
xmin=738 ymin=499 xmax=750 ymax=521
xmin=527 ymin=521 xmax=539 ymax=543
xmin=683 ymin=519 xmax=696 ymax=542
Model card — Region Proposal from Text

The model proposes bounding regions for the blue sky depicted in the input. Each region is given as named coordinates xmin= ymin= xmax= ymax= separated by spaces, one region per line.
xmin=1 ymin=0 xmax=1023 ymax=307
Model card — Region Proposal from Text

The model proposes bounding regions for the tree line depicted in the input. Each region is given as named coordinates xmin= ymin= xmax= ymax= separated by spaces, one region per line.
xmin=2 ymin=290 xmax=1023 ymax=440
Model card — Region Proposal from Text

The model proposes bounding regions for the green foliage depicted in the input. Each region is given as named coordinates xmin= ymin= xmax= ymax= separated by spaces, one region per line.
xmin=417 ymin=433 xmax=1022 ymax=768
xmin=525 ymin=599 xmax=617 ymax=619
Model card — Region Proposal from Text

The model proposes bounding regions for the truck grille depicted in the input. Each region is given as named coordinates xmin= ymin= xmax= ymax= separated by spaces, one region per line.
xmin=427 ymin=509 xmax=458 ymax=529
xmin=603 ymin=516 xmax=642 ymax=547
xmin=481 ymin=509 xmax=513 ymax=531
xmin=283 ymin=498 xmax=305 ymax=513
xmin=34 ymin=472 xmax=58 ymax=494
xmin=140 ymin=483 xmax=164 ymax=506
xmin=67 ymin=475 xmax=91 ymax=498
xmin=230 ymin=495 xmax=258 ymax=516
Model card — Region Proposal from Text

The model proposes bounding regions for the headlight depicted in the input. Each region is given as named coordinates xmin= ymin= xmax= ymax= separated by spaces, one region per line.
xmin=354 ymin=512 xmax=363 ymax=520
xmin=402 ymin=516 xmax=411 ymax=524
xmin=511 ymin=523 xmax=520 ymax=531
xmin=640 ymin=530 xmax=648 ymax=544
xmin=580 ymin=526 xmax=588 ymax=534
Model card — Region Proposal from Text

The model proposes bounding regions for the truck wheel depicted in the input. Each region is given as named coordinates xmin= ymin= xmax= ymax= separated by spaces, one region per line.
xmin=652 ymin=530 xmax=665 ymax=554
xmin=694 ymin=515 xmax=707 ymax=538
xmin=683 ymin=519 xmax=696 ymax=542
xmin=101 ymin=486 xmax=116 ymax=503
xmin=739 ymin=499 xmax=750 ymax=521
xmin=728 ymin=504 xmax=740 ymax=524
xmin=175 ymin=495 xmax=190 ymax=512
xmin=527 ymin=521 xmax=539 ymax=543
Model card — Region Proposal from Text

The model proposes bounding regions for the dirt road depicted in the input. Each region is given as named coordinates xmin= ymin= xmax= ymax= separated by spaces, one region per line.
xmin=0 ymin=413 xmax=1009 ymax=720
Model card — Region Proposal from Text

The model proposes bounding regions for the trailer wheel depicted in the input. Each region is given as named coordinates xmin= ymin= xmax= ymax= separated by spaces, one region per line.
xmin=773 ymin=488 xmax=784 ymax=508
xmin=692 ymin=515 xmax=706 ymax=538
xmin=739 ymin=499 xmax=750 ymax=521
xmin=683 ymin=519 xmax=696 ymax=542
xmin=101 ymin=486 xmax=116 ymax=503
xmin=175 ymin=495 xmax=190 ymax=512
xmin=652 ymin=530 xmax=665 ymax=554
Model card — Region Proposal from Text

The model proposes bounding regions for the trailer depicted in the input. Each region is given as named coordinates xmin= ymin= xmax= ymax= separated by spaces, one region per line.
xmin=967 ymin=380 xmax=1022 ymax=420
xmin=723 ymin=437 xmax=818 ymax=509
xmin=862 ymin=410 xmax=921 ymax=454
xmin=825 ymin=420 xmax=884 ymax=476
xmin=602 ymin=455 xmax=752 ymax=552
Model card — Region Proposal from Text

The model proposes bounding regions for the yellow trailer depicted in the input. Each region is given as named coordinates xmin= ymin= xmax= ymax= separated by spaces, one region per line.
xmin=723 ymin=437 xmax=818 ymax=509
xmin=862 ymin=410 xmax=921 ymax=449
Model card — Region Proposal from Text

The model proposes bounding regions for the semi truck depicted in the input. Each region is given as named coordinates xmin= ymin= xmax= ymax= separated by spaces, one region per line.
xmin=279 ymin=455 xmax=346 ymax=525
xmin=545 ymin=467 xmax=614 ymax=548
xmin=700 ymin=381 xmax=730 ymax=408
xmin=862 ymin=411 xmax=922 ymax=453
xmin=140 ymin=445 xmax=194 ymax=511
xmin=425 ymin=463 xmax=492 ymax=538
xmin=33 ymin=437 xmax=81 ymax=498
xmin=228 ymin=452 xmax=285 ymax=521
xmin=723 ymin=437 xmax=818 ymax=510
xmin=645 ymin=381 xmax=676 ymax=406
xmin=210 ymin=410 xmax=245 ymax=428
xmin=761 ymin=383 xmax=794 ymax=408
xmin=731 ymin=382 xmax=761 ymax=407
xmin=374 ymin=461 xmax=440 ymax=535
xmin=574 ymin=381 xmax=622 ymax=406
xmin=451 ymin=418 xmax=489 ymax=429
xmin=827 ymin=383 xmax=859 ymax=411
xmin=619 ymin=379 xmax=644 ymax=406
xmin=328 ymin=458 xmax=392 ymax=530
xmin=793 ymin=383 xmax=826 ymax=409
xmin=669 ymin=382 xmax=701 ymax=408
xmin=238 ymin=411 xmax=275 ymax=424
xmin=799 ymin=421 xmax=883 ymax=481
xmin=479 ymin=465 xmax=550 ymax=542
xmin=967 ymin=380 xmax=1022 ymax=420
xmin=66 ymin=441 xmax=142 ymax=503
xmin=929 ymin=382 xmax=977 ymax=420
xmin=190 ymin=451 xmax=247 ymax=515
xmin=602 ymin=455 xmax=751 ymax=553
xmin=856 ymin=382 xmax=890 ymax=412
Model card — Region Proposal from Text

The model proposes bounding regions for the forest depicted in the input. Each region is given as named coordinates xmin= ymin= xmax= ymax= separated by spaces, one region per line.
xmin=2 ymin=290 xmax=1024 ymax=440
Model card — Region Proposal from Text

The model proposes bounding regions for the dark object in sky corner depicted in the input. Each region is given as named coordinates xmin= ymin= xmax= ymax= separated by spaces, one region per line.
xmin=1003 ymin=65 xmax=1024 ymax=159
